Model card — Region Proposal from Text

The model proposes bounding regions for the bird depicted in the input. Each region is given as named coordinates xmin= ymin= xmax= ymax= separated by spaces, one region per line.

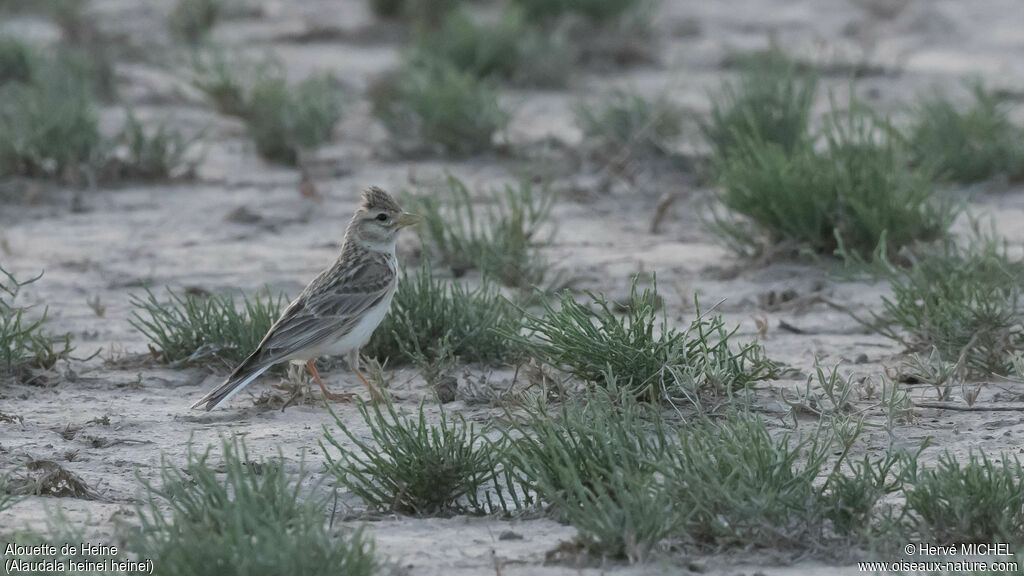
xmin=191 ymin=186 xmax=420 ymax=411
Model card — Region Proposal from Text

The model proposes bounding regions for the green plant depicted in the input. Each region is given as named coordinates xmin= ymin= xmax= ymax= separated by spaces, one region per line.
xmin=190 ymin=48 xmax=275 ymax=117
xmin=504 ymin=278 xmax=778 ymax=400
xmin=111 ymin=110 xmax=194 ymax=179
xmin=364 ymin=263 xmax=522 ymax=365
xmin=411 ymin=7 xmax=576 ymax=88
xmin=721 ymin=49 xmax=802 ymax=72
xmin=168 ymin=0 xmax=221 ymax=45
xmin=406 ymin=175 xmax=554 ymax=287
xmin=512 ymin=0 xmax=645 ymax=23
xmin=0 ymin=36 xmax=33 ymax=85
xmin=781 ymin=361 xmax=857 ymax=421
xmin=368 ymin=0 xmax=404 ymax=17
xmin=508 ymin=388 xmax=868 ymax=556
xmin=822 ymin=451 xmax=906 ymax=538
xmin=371 ymin=57 xmax=508 ymax=155
xmin=414 ymin=8 xmax=523 ymax=80
xmin=665 ymin=415 xmax=836 ymax=548
xmin=720 ymin=47 xmax=884 ymax=78
xmin=908 ymin=82 xmax=1024 ymax=184
xmin=0 ymin=49 xmax=100 ymax=178
xmin=569 ymin=7 xmax=656 ymax=68
xmin=190 ymin=49 xmax=340 ymax=163
xmin=0 ymin=265 xmax=71 ymax=372
xmin=0 ymin=45 xmax=196 ymax=182
xmin=904 ymin=451 xmax=1024 ymax=543
xmin=245 ymin=73 xmax=342 ymax=165
xmin=702 ymin=50 xmax=816 ymax=160
xmin=505 ymin=384 xmax=680 ymax=561
xmin=322 ymin=397 xmax=510 ymax=516
xmin=368 ymin=0 xmax=461 ymax=25
xmin=713 ymin=103 xmax=955 ymax=259
xmin=128 ymin=286 xmax=286 ymax=366
xmin=45 ymin=0 xmax=117 ymax=101
xmin=575 ymin=89 xmax=683 ymax=156
xmin=869 ymin=233 xmax=1024 ymax=377
xmin=512 ymin=25 xmax=576 ymax=88
xmin=125 ymin=438 xmax=377 ymax=576
xmin=0 ymin=473 xmax=18 ymax=513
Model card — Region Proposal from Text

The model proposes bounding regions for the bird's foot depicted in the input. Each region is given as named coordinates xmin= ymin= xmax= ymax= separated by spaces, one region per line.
xmin=322 ymin=390 xmax=356 ymax=403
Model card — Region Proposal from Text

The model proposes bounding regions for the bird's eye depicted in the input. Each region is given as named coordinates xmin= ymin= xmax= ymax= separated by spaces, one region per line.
xmin=376 ymin=213 xmax=388 ymax=222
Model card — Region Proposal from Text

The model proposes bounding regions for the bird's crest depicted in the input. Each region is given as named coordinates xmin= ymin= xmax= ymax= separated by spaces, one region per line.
xmin=361 ymin=186 xmax=401 ymax=213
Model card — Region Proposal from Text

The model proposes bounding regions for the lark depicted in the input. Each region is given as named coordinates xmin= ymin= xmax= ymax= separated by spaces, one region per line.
xmin=191 ymin=187 xmax=420 ymax=411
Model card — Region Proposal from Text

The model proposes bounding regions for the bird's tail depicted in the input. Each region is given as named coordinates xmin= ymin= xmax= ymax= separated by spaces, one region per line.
xmin=190 ymin=353 xmax=272 ymax=411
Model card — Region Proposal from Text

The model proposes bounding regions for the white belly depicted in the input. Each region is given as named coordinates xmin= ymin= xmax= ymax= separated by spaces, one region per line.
xmin=296 ymin=289 xmax=395 ymax=361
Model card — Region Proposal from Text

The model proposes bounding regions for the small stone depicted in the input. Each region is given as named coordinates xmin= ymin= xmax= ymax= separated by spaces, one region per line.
xmin=225 ymin=205 xmax=262 ymax=224
xmin=498 ymin=530 xmax=523 ymax=541
xmin=433 ymin=375 xmax=457 ymax=404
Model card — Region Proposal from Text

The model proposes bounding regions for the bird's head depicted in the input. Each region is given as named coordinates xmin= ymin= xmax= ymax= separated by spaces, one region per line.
xmin=347 ymin=186 xmax=421 ymax=251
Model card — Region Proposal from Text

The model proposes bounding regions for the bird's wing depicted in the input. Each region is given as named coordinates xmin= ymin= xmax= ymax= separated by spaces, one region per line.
xmin=250 ymin=258 xmax=395 ymax=366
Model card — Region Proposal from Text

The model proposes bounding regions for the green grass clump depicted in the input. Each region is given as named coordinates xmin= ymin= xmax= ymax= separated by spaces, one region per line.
xmin=368 ymin=0 xmax=461 ymax=25
xmin=512 ymin=0 xmax=645 ymax=23
xmin=505 ymin=278 xmax=779 ymax=401
xmin=168 ymin=0 xmax=221 ymax=45
xmin=128 ymin=287 xmax=285 ymax=366
xmin=368 ymin=0 xmax=405 ymax=17
xmin=0 ymin=37 xmax=34 ymax=85
xmin=0 ymin=49 xmax=101 ymax=179
xmin=365 ymin=263 xmax=522 ymax=366
xmin=714 ymin=104 xmax=955 ymax=259
xmin=702 ymin=51 xmax=816 ymax=160
xmin=45 ymin=0 xmax=118 ymax=101
xmin=908 ymin=83 xmax=1024 ymax=184
xmin=904 ymin=451 xmax=1024 ymax=544
xmin=0 ymin=45 xmax=193 ymax=181
xmin=0 ymin=474 xmax=18 ymax=513
xmin=721 ymin=48 xmax=884 ymax=78
xmin=512 ymin=26 xmax=577 ymax=88
xmin=244 ymin=73 xmax=343 ymax=165
xmin=720 ymin=49 xmax=802 ymax=71
xmin=190 ymin=48 xmax=269 ymax=117
xmin=110 ymin=110 xmax=194 ymax=180
xmin=1 ymin=266 xmax=71 ymax=373
xmin=191 ymin=50 xmax=342 ymax=164
xmin=666 ymin=416 xmax=835 ymax=548
xmin=508 ymin=387 xmax=879 ymax=557
xmin=412 ymin=8 xmax=575 ymax=88
xmin=407 ymin=175 xmax=554 ymax=287
xmin=506 ymin=386 xmax=680 ymax=561
xmin=371 ymin=57 xmax=508 ymax=155
xmin=126 ymin=438 xmax=377 ymax=576
xmin=414 ymin=8 xmax=523 ymax=81
xmin=575 ymin=89 xmax=683 ymax=156
xmin=822 ymin=451 xmax=906 ymax=539
xmin=870 ymin=233 xmax=1024 ymax=377
xmin=322 ymin=397 xmax=513 ymax=516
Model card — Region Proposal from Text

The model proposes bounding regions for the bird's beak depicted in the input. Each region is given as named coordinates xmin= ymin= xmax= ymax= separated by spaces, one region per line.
xmin=396 ymin=212 xmax=423 ymax=228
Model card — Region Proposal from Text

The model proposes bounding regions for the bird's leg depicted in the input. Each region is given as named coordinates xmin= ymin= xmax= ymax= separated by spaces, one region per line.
xmin=354 ymin=368 xmax=385 ymax=404
xmin=307 ymin=359 xmax=354 ymax=403
xmin=348 ymin=350 xmax=384 ymax=403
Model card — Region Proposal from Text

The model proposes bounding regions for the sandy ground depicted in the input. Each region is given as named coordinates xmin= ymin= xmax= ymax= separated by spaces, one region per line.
xmin=2 ymin=0 xmax=1024 ymax=574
